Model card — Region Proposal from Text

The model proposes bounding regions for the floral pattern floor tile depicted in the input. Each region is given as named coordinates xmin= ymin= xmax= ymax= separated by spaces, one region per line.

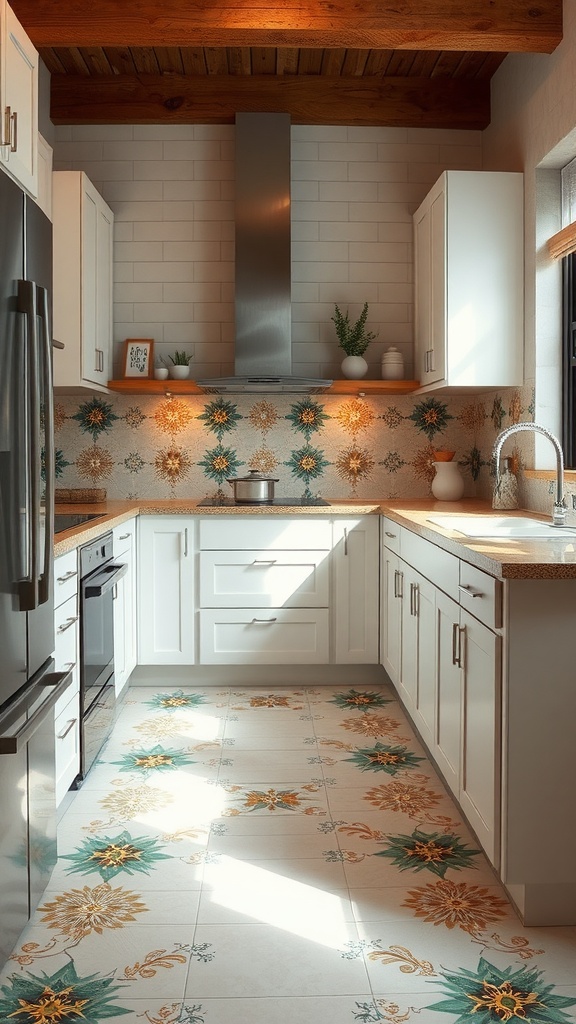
xmin=2 ymin=683 xmax=576 ymax=1024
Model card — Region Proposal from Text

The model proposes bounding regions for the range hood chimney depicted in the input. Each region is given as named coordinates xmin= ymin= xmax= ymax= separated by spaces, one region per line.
xmin=196 ymin=113 xmax=332 ymax=394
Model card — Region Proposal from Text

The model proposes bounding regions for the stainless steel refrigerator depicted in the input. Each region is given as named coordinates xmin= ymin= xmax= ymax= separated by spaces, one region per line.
xmin=0 ymin=171 xmax=72 ymax=965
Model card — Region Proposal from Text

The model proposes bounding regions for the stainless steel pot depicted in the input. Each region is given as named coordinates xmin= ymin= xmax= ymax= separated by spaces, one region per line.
xmin=226 ymin=470 xmax=279 ymax=503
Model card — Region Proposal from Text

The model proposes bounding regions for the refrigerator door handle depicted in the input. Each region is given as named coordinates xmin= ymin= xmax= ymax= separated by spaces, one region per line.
xmin=37 ymin=283 xmax=54 ymax=606
xmin=0 ymin=670 xmax=73 ymax=755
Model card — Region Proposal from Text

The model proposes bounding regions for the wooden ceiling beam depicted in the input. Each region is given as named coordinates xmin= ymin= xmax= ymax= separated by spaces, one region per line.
xmin=50 ymin=72 xmax=491 ymax=129
xmin=12 ymin=0 xmax=562 ymax=53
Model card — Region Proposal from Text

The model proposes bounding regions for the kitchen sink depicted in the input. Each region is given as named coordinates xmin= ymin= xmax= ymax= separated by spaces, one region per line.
xmin=426 ymin=515 xmax=576 ymax=539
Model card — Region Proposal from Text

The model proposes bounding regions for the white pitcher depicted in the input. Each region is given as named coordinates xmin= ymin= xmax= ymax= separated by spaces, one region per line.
xmin=431 ymin=460 xmax=465 ymax=501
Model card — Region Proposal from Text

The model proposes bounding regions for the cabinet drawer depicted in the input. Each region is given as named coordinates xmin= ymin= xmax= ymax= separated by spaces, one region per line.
xmin=199 ymin=550 xmax=329 ymax=607
xmin=199 ymin=608 xmax=329 ymax=664
xmin=400 ymin=528 xmax=459 ymax=601
xmin=113 ymin=519 xmax=136 ymax=556
xmin=55 ymin=688 xmax=80 ymax=806
xmin=459 ymin=561 xmax=502 ymax=630
xmin=54 ymin=550 xmax=78 ymax=607
xmin=381 ymin=516 xmax=401 ymax=554
xmin=199 ymin=517 xmax=332 ymax=550
xmin=54 ymin=594 xmax=79 ymax=716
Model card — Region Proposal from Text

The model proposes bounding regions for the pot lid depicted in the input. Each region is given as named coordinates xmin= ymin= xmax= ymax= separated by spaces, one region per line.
xmin=227 ymin=470 xmax=280 ymax=483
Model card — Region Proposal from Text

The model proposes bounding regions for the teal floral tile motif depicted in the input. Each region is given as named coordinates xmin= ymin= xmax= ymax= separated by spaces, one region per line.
xmin=61 ymin=830 xmax=172 ymax=881
xmin=226 ymin=785 xmax=325 ymax=814
xmin=123 ymin=405 xmax=146 ymax=428
xmin=41 ymin=447 xmax=71 ymax=481
xmin=0 ymin=962 xmax=130 ymax=1021
xmin=460 ymin=445 xmax=485 ymax=482
xmin=344 ymin=742 xmax=425 ymax=775
xmin=408 ymin=397 xmax=453 ymax=440
xmin=284 ymin=443 xmax=329 ymax=493
xmin=330 ymin=689 xmax=393 ymax=711
xmin=72 ymin=397 xmax=118 ymax=440
xmin=144 ymin=690 xmax=208 ymax=712
xmin=198 ymin=443 xmax=244 ymax=484
xmin=379 ymin=450 xmax=406 ymax=474
xmin=198 ymin=397 xmax=242 ymax=439
xmin=373 ymin=829 xmax=481 ymax=878
xmin=379 ymin=405 xmax=404 ymax=429
xmin=286 ymin=398 xmax=329 ymax=438
xmin=122 ymin=452 xmax=145 ymax=474
xmin=426 ymin=956 xmax=576 ymax=1023
xmin=109 ymin=745 xmax=197 ymax=774
xmin=491 ymin=395 xmax=506 ymax=431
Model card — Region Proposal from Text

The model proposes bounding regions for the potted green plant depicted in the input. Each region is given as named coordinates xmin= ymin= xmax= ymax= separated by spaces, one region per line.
xmin=168 ymin=350 xmax=192 ymax=380
xmin=332 ymin=302 xmax=377 ymax=379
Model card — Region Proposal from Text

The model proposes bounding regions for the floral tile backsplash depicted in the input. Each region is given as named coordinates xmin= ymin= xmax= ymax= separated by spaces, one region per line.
xmin=52 ymin=384 xmax=569 ymax=512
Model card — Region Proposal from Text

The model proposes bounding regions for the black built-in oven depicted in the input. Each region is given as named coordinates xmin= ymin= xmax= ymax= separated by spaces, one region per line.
xmin=78 ymin=532 xmax=127 ymax=779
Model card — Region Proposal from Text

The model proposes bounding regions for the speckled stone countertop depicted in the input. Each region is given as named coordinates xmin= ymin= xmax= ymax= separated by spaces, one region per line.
xmin=53 ymin=497 xmax=576 ymax=579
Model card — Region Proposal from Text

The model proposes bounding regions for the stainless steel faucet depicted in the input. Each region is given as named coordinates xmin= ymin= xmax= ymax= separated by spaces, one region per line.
xmin=492 ymin=422 xmax=567 ymax=526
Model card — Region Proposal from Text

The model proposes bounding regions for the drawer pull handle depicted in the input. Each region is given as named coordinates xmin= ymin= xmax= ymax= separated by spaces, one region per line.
xmin=458 ymin=584 xmax=484 ymax=599
xmin=63 ymin=662 xmax=76 ymax=671
xmin=118 ymin=533 xmax=131 ymax=540
xmin=385 ymin=531 xmax=396 ymax=538
xmin=57 ymin=615 xmax=78 ymax=634
xmin=253 ymin=559 xmax=277 ymax=565
xmin=57 ymin=570 xmax=77 ymax=583
xmin=57 ymin=718 xmax=77 ymax=740
xmin=393 ymin=569 xmax=403 ymax=599
xmin=251 ymin=617 xmax=277 ymax=624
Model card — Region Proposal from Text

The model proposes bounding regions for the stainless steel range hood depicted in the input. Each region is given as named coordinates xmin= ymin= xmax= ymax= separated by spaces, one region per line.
xmin=196 ymin=113 xmax=332 ymax=394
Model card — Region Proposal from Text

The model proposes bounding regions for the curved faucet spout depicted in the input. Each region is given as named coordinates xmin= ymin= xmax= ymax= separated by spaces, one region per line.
xmin=492 ymin=422 xmax=566 ymax=527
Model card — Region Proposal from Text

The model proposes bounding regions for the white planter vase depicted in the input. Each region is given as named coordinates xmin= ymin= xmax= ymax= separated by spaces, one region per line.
xmin=431 ymin=460 xmax=465 ymax=501
xmin=341 ymin=355 xmax=368 ymax=380
xmin=169 ymin=365 xmax=191 ymax=380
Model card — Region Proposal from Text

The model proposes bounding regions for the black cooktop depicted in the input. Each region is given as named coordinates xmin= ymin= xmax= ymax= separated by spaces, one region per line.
xmin=197 ymin=497 xmax=331 ymax=507
xmin=54 ymin=513 xmax=106 ymax=534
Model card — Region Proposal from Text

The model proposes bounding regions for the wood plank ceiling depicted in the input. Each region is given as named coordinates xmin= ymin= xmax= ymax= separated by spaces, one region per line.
xmin=11 ymin=0 xmax=564 ymax=129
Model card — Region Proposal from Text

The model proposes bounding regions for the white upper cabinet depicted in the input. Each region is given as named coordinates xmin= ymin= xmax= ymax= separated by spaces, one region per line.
xmin=52 ymin=171 xmax=114 ymax=392
xmin=0 ymin=1 xmax=38 ymax=196
xmin=413 ymin=170 xmax=524 ymax=391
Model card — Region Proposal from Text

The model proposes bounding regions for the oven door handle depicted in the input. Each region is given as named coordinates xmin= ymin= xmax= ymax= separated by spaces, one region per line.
xmin=85 ymin=562 xmax=128 ymax=598
xmin=0 ymin=670 xmax=73 ymax=755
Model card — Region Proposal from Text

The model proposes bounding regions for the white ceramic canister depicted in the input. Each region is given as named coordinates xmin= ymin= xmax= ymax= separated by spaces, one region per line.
xmin=431 ymin=460 xmax=465 ymax=501
xmin=381 ymin=346 xmax=404 ymax=380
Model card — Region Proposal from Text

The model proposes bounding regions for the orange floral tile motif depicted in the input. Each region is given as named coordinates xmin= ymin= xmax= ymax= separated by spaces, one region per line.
xmin=53 ymin=402 xmax=67 ymax=432
xmin=364 ymin=780 xmax=443 ymax=817
xmin=153 ymin=398 xmax=194 ymax=436
xmin=335 ymin=445 xmax=375 ymax=489
xmin=459 ymin=400 xmax=487 ymax=433
xmin=154 ymin=445 xmax=192 ymax=484
xmin=225 ymin=785 xmax=325 ymax=814
xmin=248 ymin=399 xmax=279 ymax=434
xmin=39 ymin=882 xmax=147 ymax=940
xmin=340 ymin=713 xmax=406 ymax=739
xmin=402 ymin=878 xmax=509 ymax=932
xmin=249 ymin=446 xmax=280 ymax=474
xmin=336 ymin=398 xmax=375 ymax=437
xmin=411 ymin=444 xmax=437 ymax=482
xmin=76 ymin=445 xmax=114 ymax=482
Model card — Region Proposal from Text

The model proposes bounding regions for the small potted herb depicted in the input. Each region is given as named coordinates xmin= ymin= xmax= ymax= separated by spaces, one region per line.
xmin=169 ymin=350 xmax=193 ymax=380
xmin=332 ymin=302 xmax=377 ymax=379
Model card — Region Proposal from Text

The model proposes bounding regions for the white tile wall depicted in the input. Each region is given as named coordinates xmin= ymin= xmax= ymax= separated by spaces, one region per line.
xmin=53 ymin=123 xmax=483 ymax=381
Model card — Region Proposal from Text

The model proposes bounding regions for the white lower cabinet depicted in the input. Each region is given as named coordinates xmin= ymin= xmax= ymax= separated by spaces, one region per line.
xmin=199 ymin=608 xmax=329 ymax=664
xmin=53 ymin=549 xmax=80 ymax=807
xmin=381 ymin=521 xmax=501 ymax=869
xmin=332 ymin=517 xmax=379 ymax=663
xmin=113 ymin=519 xmax=137 ymax=696
xmin=138 ymin=516 xmax=195 ymax=665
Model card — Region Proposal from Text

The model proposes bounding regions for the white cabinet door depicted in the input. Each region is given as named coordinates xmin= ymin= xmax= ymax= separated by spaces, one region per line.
xmin=35 ymin=132 xmax=52 ymax=218
xmin=52 ymin=171 xmax=114 ymax=392
xmin=400 ymin=563 xmax=436 ymax=752
xmin=138 ymin=517 xmax=195 ymax=665
xmin=333 ymin=517 xmax=379 ymax=663
xmin=460 ymin=608 xmax=501 ymax=868
xmin=433 ymin=588 xmax=462 ymax=798
xmin=53 ymin=549 xmax=80 ymax=806
xmin=200 ymin=608 xmax=329 ymax=664
xmin=0 ymin=2 xmax=38 ymax=196
xmin=199 ymin=549 xmax=330 ymax=608
xmin=113 ymin=519 xmax=137 ymax=696
xmin=54 ymin=689 xmax=80 ymax=807
xmin=380 ymin=547 xmax=402 ymax=683
xmin=413 ymin=170 xmax=523 ymax=391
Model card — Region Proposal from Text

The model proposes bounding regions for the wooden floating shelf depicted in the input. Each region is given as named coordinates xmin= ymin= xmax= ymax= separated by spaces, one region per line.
xmin=107 ymin=379 xmax=420 ymax=396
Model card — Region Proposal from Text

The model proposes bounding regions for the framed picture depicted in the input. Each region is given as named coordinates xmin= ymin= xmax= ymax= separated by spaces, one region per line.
xmin=123 ymin=338 xmax=154 ymax=379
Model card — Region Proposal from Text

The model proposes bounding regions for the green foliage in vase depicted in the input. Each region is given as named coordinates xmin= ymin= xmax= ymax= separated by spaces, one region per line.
xmin=169 ymin=350 xmax=192 ymax=365
xmin=332 ymin=302 xmax=377 ymax=356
